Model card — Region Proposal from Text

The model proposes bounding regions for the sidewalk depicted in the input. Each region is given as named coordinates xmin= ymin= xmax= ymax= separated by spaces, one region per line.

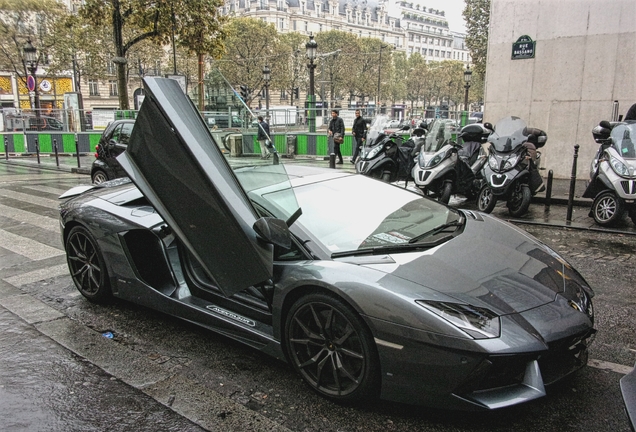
xmin=2 ymin=152 xmax=634 ymax=235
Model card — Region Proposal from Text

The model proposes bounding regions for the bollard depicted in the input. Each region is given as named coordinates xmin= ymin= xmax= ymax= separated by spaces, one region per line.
xmin=329 ymin=153 xmax=336 ymax=169
xmin=566 ymin=145 xmax=580 ymax=223
xmin=273 ymin=152 xmax=279 ymax=165
xmin=35 ymin=138 xmax=40 ymax=165
xmin=54 ymin=139 xmax=60 ymax=167
xmin=75 ymin=133 xmax=81 ymax=168
xmin=544 ymin=170 xmax=553 ymax=212
xmin=4 ymin=137 xmax=8 ymax=161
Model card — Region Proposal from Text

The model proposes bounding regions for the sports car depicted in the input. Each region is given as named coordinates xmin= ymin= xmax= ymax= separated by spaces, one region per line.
xmin=59 ymin=77 xmax=595 ymax=410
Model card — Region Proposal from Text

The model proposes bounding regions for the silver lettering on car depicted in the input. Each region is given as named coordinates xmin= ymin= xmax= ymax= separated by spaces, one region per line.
xmin=207 ymin=306 xmax=256 ymax=327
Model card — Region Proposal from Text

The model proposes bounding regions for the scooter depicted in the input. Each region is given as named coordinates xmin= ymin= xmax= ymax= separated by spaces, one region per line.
xmin=355 ymin=115 xmax=413 ymax=182
xmin=476 ymin=116 xmax=547 ymax=216
xmin=582 ymin=120 xmax=636 ymax=226
xmin=412 ymin=121 xmax=491 ymax=204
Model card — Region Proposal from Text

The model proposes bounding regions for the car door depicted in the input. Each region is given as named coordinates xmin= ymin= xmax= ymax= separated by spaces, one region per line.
xmin=117 ymin=77 xmax=299 ymax=298
xmin=112 ymin=122 xmax=133 ymax=178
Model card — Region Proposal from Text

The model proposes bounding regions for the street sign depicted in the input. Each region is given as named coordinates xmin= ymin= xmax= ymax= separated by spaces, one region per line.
xmin=512 ymin=35 xmax=536 ymax=60
xmin=26 ymin=75 xmax=36 ymax=92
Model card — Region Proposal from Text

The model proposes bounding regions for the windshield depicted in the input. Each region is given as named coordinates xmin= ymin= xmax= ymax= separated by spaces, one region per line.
xmin=611 ymin=122 xmax=636 ymax=159
xmin=423 ymin=119 xmax=454 ymax=153
xmin=366 ymin=115 xmax=391 ymax=145
xmin=489 ymin=116 xmax=529 ymax=152
xmin=259 ymin=175 xmax=456 ymax=253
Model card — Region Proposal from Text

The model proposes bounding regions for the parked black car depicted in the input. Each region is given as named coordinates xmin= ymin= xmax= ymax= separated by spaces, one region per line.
xmin=90 ymin=120 xmax=134 ymax=184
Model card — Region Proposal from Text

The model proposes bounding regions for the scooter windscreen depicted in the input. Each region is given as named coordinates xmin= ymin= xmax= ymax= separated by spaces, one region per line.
xmin=489 ymin=116 xmax=529 ymax=152
xmin=422 ymin=119 xmax=455 ymax=153
xmin=365 ymin=115 xmax=392 ymax=146
xmin=610 ymin=122 xmax=636 ymax=159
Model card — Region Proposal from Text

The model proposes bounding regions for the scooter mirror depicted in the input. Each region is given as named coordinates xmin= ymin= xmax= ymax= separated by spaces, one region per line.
xmin=599 ymin=120 xmax=612 ymax=129
xmin=484 ymin=122 xmax=494 ymax=131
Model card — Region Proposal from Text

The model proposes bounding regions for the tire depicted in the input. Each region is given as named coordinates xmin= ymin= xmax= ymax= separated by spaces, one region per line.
xmin=439 ymin=181 xmax=453 ymax=204
xmin=65 ymin=226 xmax=112 ymax=303
xmin=629 ymin=208 xmax=636 ymax=226
xmin=284 ymin=293 xmax=379 ymax=403
xmin=381 ymin=171 xmax=392 ymax=182
xmin=91 ymin=169 xmax=109 ymax=184
xmin=477 ymin=185 xmax=497 ymax=213
xmin=592 ymin=191 xmax=624 ymax=226
xmin=508 ymin=184 xmax=532 ymax=217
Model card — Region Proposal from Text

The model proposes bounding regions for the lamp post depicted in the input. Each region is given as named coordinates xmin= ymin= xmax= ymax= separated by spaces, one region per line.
xmin=377 ymin=45 xmax=387 ymax=115
xmin=262 ymin=64 xmax=270 ymax=120
xmin=306 ymin=34 xmax=317 ymax=133
xmin=463 ymin=64 xmax=472 ymax=112
xmin=23 ymin=40 xmax=41 ymax=125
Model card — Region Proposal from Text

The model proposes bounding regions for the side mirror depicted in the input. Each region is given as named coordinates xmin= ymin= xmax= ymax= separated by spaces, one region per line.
xmin=401 ymin=125 xmax=410 ymax=131
xmin=253 ymin=217 xmax=291 ymax=249
xmin=484 ymin=122 xmax=494 ymax=131
xmin=599 ymin=120 xmax=612 ymax=129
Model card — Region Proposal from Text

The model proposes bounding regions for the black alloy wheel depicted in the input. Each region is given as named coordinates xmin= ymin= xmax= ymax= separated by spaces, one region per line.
xmin=65 ymin=226 xmax=111 ymax=303
xmin=592 ymin=191 xmax=624 ymax=226
xmin=91 ymin=169 xmax=109 ymax=184
xmin=285 ymin=293 xmax=379 ymax=402
xmin=477 ymin=185 xmax=497 ymax=213
xmin=508 ymin=184 xmax=531 ymax=217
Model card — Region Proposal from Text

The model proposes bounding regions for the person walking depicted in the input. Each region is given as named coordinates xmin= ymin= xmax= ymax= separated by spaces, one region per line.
xmin=351 ymin=109 xmax=366 ymax=163
xmin=257 ymin=116 xmax=271 ymax=159
xmin=327 ymin=109 xmax=345 ymax=164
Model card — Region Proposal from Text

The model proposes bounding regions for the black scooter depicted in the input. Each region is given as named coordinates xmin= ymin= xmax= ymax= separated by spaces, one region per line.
xmin=476 ymin=116 xmax=546 ymax=217
xmin=355 ymin=123 xmax=416 ymax=183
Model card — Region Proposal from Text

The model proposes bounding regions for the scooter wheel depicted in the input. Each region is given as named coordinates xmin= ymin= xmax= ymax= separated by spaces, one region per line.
xmin=477 ymin=185 xmax=497 ymax=213
xmin=508 ymin=184 xmax=531 ymax=217
xmin=381 ymin=172 xmax=392 ymax=182
xmin=592 ymin=191 xmax=624 ymax=226
xmin=439 ymin=181 xmax=452 ymax=204
xmin=629 ymin=208 xmax=636 ymax=226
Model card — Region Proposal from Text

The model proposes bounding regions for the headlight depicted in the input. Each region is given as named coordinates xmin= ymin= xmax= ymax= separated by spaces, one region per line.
xmin=418 ymin=149 xmax=427 ymax=167
xmin=610 ymin=156 xmax=629 ymax=176
xmin=416 ymin=301 xmax=501 ymax=339
xmin=427 ymin=149 xmax=450 ymax=168
xmin=488 ymin=153 xmax=499 ymax=170
xmin=502 ymin=154 xmax=521 ymax=170
xmin=364 ymin=145 xmax=382 ymax=160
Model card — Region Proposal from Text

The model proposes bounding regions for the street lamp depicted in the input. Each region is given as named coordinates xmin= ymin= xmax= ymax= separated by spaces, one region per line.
xmin=262 ymin=64 xmax=271 ymax=119
xmin=377 ymin=45 xmax=387 ymax=114
xmin=306 ymin=34 xmax=317 ymax=133
xmin=463 ymin=64 xmax=472 ymax=112
xmin=23 ymin=39 xmax=41 ymax=125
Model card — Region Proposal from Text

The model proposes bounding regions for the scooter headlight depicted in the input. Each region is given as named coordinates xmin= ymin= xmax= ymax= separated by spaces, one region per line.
xmin=488 ymin=153 xmax=499 ymax=170
xmin=609 ymin=156 xmax=629 ymax=176
xmin=364 ymin=145 xmax=383 ymax=160
xmin=502 ymin=154 xmax=521 ymax=170
xmin=427 ymin=149 xmax=450 ymax=168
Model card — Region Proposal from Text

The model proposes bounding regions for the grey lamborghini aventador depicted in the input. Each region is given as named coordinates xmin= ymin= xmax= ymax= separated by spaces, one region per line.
xmin=59 ymin=77 xmax=595 ymax=410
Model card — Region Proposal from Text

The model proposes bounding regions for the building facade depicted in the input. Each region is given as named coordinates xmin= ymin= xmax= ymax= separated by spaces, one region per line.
xmin=484 ymin=0 xmax=635 ymax=178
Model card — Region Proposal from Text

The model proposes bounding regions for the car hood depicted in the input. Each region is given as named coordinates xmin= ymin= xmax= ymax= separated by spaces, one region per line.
xmin=360 ymin=212 xmax=586 ymax=315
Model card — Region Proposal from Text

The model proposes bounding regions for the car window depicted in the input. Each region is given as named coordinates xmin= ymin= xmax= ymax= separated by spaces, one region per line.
xmin=111 ymin=124 xmax=123 ymax=143
xmin=120 ymin=123 xmax=134 ymax=145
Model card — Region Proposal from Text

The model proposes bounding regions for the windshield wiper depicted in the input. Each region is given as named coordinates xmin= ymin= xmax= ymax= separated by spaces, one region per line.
xmin=407 ymin=216 xmax=465 ymax=244
xmin=331 ymin=234 xmax=453 ymax=258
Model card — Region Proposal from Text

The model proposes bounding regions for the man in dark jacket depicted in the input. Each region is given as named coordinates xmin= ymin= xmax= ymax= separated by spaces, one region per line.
xmin=327 ymin=110 xmax=345 ymax=164
xmin=351 ymin=109 xmax=366 ymax=163
xmin=257 ymin=116 xmax=271 ymax=159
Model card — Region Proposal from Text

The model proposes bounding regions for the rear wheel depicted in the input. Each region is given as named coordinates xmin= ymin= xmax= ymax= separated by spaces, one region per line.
xmin=439 ymin=181 xmax=453 ymax=204
xmin=91 ymin=169 xmax=109 ymax=184
xmin=285 ymin=293 xmax=379 ymax=403
xmin=65 ymin=226 xmax=111 ymax=303
xmin=508 ymin=184 xmax=532 ymax=217
xmin=477 ymin=185 xmax=497 ymax=213
xmin=592 ymin=192 xmax=624 ymax=226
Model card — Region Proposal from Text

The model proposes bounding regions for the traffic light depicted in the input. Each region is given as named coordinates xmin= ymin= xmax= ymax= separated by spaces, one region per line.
xmin=239 ymin=85 xmax=249 ymax=101
xmin=293 ymin=87 xmax=299 ymax=99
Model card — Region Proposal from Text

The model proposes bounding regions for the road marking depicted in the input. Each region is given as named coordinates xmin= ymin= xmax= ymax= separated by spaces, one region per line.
xmin=3 ymin=263 xmax=69 ymax=287
xmin=22 ymin=185 xmax=72 ymax=196
xmin=588 ymin=358 xmax=634 ymax=375
xmin=0 ymin=202 xmax=60 ymax=232
xmin=0 ymin=228 xmax=63 ymax=260
xmin=0 ymin=188 xmax=60 ymax=209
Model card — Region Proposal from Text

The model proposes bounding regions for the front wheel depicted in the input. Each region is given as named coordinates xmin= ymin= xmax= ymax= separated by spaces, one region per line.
xmin=439 ymin=181 xmax=453 ymax=204
xmin=381 ymin=171 xmax=392 ymax=182
xmin=477 ymin=185 xmax=497 ymax=213
xmin=592 ymin=191 xmax=624 ymax=226
xmin=284 ymin=293 xmax=379 ymax=403
xmin=91 ymin=169 xmax=109 ymax=184
xmin=508 ymin=184 xmax=532 ymax=217
xmin=629 ymin=208 xmax=636 ymax=226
